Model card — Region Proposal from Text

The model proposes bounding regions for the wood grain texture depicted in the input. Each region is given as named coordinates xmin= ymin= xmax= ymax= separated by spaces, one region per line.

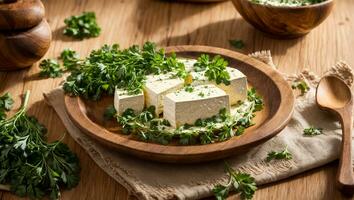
xmin=0 ymin=0 xmax=353 ymax=199
xmin=64 ymin=45 xmax=294 ymax=163
xmin=0 ymin=19 xmax=51 ymax=70
xmin=317 ymin=76 xmax=354 ymax=196
xmin=231 ymin=0 xmax=334 ymax=38
xmin=0 ymin=0 xmax=45 ymax=30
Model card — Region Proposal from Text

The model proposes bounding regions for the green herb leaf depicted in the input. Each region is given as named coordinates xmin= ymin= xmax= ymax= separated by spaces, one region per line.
xmin=0 ymin=93 xmax=14 ymax=120
xmin=63 ymin=12 xmax=101 ymax=39
xmin=303 ymin=126 xmax=323 ymax=136
xmin=229 ymin=39 xmax=245 ymax=49
xmin=184 ymin=85 xmax=194 ymax=93
xmin=60 ymin=49 xmax=81 ymax=71
xmin=39 ymin=59 xmax=63 ymax=78
xmin=292 ymin=80 xmax=310 ymax=95
xmin=266 ymin=147 xmax=292 ymax=162
xmin=194 ymin=54 xmax=231 ymax=85
xmin=213 ymin=162 xmax=257 ymax=200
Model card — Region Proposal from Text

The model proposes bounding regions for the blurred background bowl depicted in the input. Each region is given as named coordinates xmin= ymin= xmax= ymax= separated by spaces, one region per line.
xmin=231 ymin=0 xmax=334 ymax=39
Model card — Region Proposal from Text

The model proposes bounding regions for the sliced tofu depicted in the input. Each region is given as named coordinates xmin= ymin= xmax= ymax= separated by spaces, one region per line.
xmin=144 ymin=73 xmax=184 ymax=115
xmin=164 ymin=84 xmax=230 ymax=128
xmin=114 ymin=88 xmax=144 ymax=115
xmin=190 ymin=67 xmax=247 ymax=105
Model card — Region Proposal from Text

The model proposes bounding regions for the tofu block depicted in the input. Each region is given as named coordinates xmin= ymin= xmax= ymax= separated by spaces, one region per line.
xmin=190 ymin=67 xmax=247 ymax=105
xmin=114 ymin=88 xmax=144 ymax=115
xmin=144 ymin=73 xmax=184 ymax=115
xmin=164 ymin=84 xmax=230 ymax=128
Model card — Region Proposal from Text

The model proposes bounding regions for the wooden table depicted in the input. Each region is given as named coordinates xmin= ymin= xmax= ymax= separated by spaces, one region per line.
xmin=0 ymin=0 xmax=353 ymax=199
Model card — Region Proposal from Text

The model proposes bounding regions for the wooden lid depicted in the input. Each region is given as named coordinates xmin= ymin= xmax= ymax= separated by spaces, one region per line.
xmin=0 ymin=0 xmax=45 ymax=30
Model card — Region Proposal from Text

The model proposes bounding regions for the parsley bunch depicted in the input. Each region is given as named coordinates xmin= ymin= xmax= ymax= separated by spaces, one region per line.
xmin=39 ymin=59 xmax=63 ymax=78
xmin=0 ymin=91 xmax=80 ymax=199
xmin=0 ymin=93 xmax=14 ymax=120
xmin=63 ymin=42 xmax=186 ymax=100
xmin=213 ymin=162 xmax=257 ymax=200
xmin=63 ymin=12 xmax=101 ymax=39
xmin=193 ymin=54 xmax=231 ymax=85
xmin=117 ymin=88 xmax=263 ymax=145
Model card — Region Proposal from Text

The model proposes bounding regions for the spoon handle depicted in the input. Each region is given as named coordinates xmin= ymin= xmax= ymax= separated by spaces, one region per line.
xmin=338 ymin=107 xmax=354 ymax=196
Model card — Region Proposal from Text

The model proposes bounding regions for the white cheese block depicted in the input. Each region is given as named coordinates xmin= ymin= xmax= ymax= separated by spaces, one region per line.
xmin=114 ymin=88 xmax=144 ymax=115
xmin=144 ymin=73 xmax=184 ymax=115
xmin=163 ymin=84 xmax=230 ymax=128
xmin=190 ymin=67 xmax=247 ymax=105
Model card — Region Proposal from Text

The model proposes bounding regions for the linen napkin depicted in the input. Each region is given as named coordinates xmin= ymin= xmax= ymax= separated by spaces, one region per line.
xmin=44 ymin=52 xmax=354 ymax=200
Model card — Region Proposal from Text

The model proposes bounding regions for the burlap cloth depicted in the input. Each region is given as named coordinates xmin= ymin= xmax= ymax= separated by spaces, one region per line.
xmin=44 ymin=51 xmax=354 ymax=200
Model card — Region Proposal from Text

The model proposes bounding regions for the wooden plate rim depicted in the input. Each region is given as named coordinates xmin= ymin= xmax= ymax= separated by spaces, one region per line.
xmin=64 ymin=45 xmax=294 ymax=158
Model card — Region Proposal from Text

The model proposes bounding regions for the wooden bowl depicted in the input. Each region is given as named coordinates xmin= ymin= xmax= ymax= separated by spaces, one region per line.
xmin=0 ymin=0 xmax=45 ymax=30
xmin=231 ymin=0 xmax=334 ymax=38
xmin=0 ymin=19 xmax=51 ymax=71
xmin=65 ymin=45 xmax=294 ymax=163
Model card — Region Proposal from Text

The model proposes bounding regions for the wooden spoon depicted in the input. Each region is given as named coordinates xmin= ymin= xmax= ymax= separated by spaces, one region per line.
xmin=316 ymin=76 xmax=354 ymax=196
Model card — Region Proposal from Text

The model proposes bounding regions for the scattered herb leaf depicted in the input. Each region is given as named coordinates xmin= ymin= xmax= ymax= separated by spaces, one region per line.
xmin=0 ymin=93 xmax=14 ymax=120
xmin=266 ymin=147 xmax=292 ymax=162
xmin=63 ymin=12 xmax=101 ymax=39
xmin=60 ymin=49 xmax=81 ymax=71
xmin=303 ymin=126 xmax=323 ymax=136
xmin=198 ymin=92 xmax=205 ymax=97
xmin=0 ymin=91 xmax=80 ymax=199
xmin=229 ymin=39 xmax=245 ymax=49
xmin=292 ymin=80 xmax=310 ymax=95
xmin=184 ymin=85 xmax=194 ymax=93
xmin=39 ymin=59 xmax=63 ymax=78
xmin=213 ymin=162 xmax=257 ymax=200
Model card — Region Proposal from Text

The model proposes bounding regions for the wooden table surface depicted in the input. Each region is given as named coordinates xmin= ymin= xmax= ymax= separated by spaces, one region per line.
xmin=0 ymin=0 xmax=353 ymax=199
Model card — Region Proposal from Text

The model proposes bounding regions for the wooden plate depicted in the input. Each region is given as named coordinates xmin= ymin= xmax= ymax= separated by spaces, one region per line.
xmin=65 ymin=45 xmax=294 ymax=163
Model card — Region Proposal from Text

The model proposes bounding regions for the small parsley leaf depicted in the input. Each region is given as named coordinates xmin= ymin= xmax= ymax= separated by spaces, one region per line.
xmin=303 ymin=126 xmax=323 ymax=136
xmin=63 ymin=12 xmax=101 ymax=39
xmin=104 ymin=105 xmax=117 ymax=120
xmin=0 ymin=93 xmax=14 ymax=120
xmin=39 ymin=59 xmax=63 ymax=78
xmin=266 ymin=147 xmax=292 ymax=162
xmin=229 ymin=39 xmax=245 ymax=49
xmin=292 ymin=80 xmax=310 ymax=95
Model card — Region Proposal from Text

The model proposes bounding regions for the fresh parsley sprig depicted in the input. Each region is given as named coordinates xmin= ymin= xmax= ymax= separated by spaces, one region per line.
xmin=60 ymin=49 xmax=82 ymax=71
xmin=292 ymin=80 xmax=310 ymax=95
xmin=39 ymin=59 xmax=63 ymax=78
xmin=0 ymin=91 xmax=80 ymax=199
xmin=193 ymin=54 xmax=231 ymax=85
xmin=63 ymin=12 xmax=101 ymax=39
xmin=213 ymin=162 xmax=257 ymax=200
xmin=0 ymin=93 xmax=14 ymax=120
xmin=266 ymin=147 xmax=292 ymax=162
xmin=303 ymin=126 xmax=323 ymax=136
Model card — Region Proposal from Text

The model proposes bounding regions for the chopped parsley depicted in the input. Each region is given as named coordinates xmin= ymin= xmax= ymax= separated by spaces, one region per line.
xmin=39 ymin=59 xmax=63 ymax=78
xmin=213 ymin=162 xmax=257 ymax=200
xmin=0 ymin=93 xmax=14 ymax=120
xmin=303 ymin=126 xmax=323 ymax=136
xmin=292 ymin=80 xmax=310 ymax=95
xmin=63 ymin=12 xmax=101 ymax=39
xmin=266 ymin=147 xmax=292 ymax=162
xmin=193 ymin=54 xmax=231 ymax=85
xmin=229 ymin=39 xmax=245 ymax=49
xmin=104 ymin=105 xmax=117 ymax=120
xmin=117 ymin=88 xmax=263 ymax=145
xmin=198 ymin=92 xmax=205 ymax=97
